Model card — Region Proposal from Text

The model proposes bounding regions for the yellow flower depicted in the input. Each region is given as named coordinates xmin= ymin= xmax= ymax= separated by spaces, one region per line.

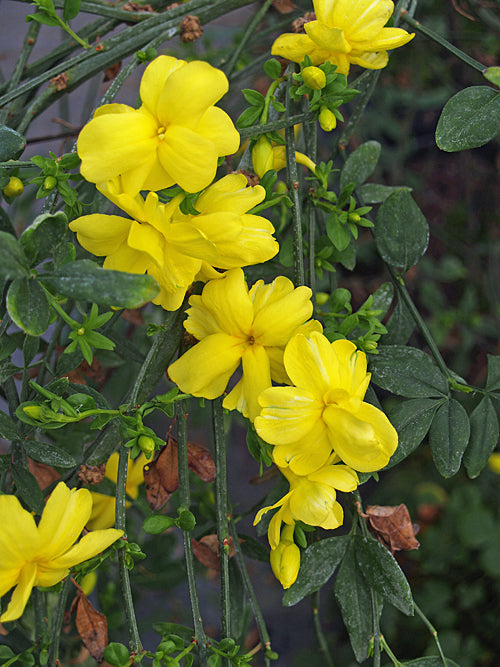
xmin=255 ymin=331 xmax=398 ymax=473
xmin=168 ymin=268 xmax=321 ymax=421
xmin=271 ymin=0 xmax=414 ymax=75
xmin=270 ymin=524 xmax=301 ymax=589
xmin=251 ymin=136 xmax=316 ymax=179
xmin=302 ymin=65 xmax=326 ymax=89
xmin=318 ymin=106 xmax=337 ymax=132
xmin=488 ymin=453 xmax=500 ymax=474
xmin=77 ymin=56 xmax=240 ymax=195
xmin=254 ymin=458 xmax=358 ymax=549
xmin=87 ymin=452 xmax=147 ymax=531
xmin=0 ymin=482 xmax=122 ymax=623
xmin=69 ymin=174 xmax=278 ymax=311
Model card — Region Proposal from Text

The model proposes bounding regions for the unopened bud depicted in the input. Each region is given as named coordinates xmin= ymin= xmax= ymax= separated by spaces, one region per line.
xmin=252 ymin=136 xmax=274 ymax=178
xmin=318 ymin=107 xmax=337 ymax=132
xmin=348 ymin=212 xmax=361 ymax=223
xmin=23 ymin=405 xmax=42 ymax=419
xmin=43 ymin=176 xmax=57 ymax=190
xmin=270 ymin=524 xmax=300 ymax=589
xmin=302 ymin=66 xmax=326 ymax=90
xmin=315 ymin=291 xmax=329 ymax=306
xmin=3 ymin=176 xmax=24 ymax=198
xmin=177 ymin=509 xmax=196 ymax=532
xmin=137 ymin=434 xmax=156 ymax=456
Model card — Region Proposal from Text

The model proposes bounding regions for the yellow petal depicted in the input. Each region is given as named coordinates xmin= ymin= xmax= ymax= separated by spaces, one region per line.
xmin=103 ymin=244 xmax=151 ymax=274
xmin=223 ymin=377 xmax=246 ymax=415
xmin=308 ymin=464 xmax=359 ymax=492
xmin=240 ymin=345 xmax=272 ymax=421
xmin=78 ymin=109 xmax=157 ymax=185
xmin=253 ymin=286 xmax=313 ymax=346
xmin=350 ymin=50 xmax=389 ymax=70
xmin=0 ymin=563 xmax=37 ymax=623
xmin=86 ymin=493 xmax=117 ymax=531
xmin=140 ymin=55 xmax=185 ymax=116
xmin=272 ymin=420 xmax=332 ymax=475
xmin=50 ymin=529 xmax=123 ymax=570
xmin=271 ymin=33 xmax=331 ymax=66
xmin=195 ymin=107 xmax=240 ymax=157
xmin=37 ymin=483 xmax=91 ymax=560
xmin=335 ymin=0 xmax=393 ymax=40
xmin=331 ymin=338 xmax=369 ymax=397
xmin=283 ymin=332 xmax=338 ymax=398
xmin=0 ymin=568 xmax=21 ymax=598
xmin=158 ymin=125 xmax=218 ymax=193
xmin=158 ymin=60 xmax=229 ymax=129
xmin=69 ymin=215 xmax=131 ymax=257
xmin=195 ymin=174 xmax=264 ymax=216
xmin=355 ymin=27 xmax=414 ymax=51
xmin=168 ymin=333 xmax=246 ymax=398
xmin=128 ymin=221 xmax=164 ymax=267
xmin=305 ymin=21 xmax=351 ymax=53
xmin=0 ymin=495 xmax=41 ymax=567
xmin=323 ymin=402 xmax=398 ymax=472
xmin=35 ymin=567 xmax=69 ymax=588
xmin=255 ymin=386 xmax=322 ymax=445
xmin=249 ymin=275 xmax=295 ymax=313
xmin=289 ymin=479 xmax=331 ymax=526
xmin=319 ymin=501 xmax=344 ymax=530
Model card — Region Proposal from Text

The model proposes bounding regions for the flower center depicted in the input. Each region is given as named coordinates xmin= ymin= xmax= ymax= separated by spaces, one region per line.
xmin=157 ymin=126 xmax=166 ymax=141
xmin=248 ymin=335 xmax=255 ymax=345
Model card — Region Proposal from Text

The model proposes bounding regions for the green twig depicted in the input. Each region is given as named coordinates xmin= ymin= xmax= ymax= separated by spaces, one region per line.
xmin=312 ymin=590 xmax=334 ymax=667
xmin=224 ymin=0 xmax=274 ymax=77
xmin=47 ymin=576 xmax=71 ymax=666
xmin=400 ymin=11 xmax=486 ymax=72
xmin=414 ymin=601 xmax=448 ymax=666
xmin=238 ymin=111 xmax=315 ymax=138
xmin=176 ymin=401 xmax=208 ymax=663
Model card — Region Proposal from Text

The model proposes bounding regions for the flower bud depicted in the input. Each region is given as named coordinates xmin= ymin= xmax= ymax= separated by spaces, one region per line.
xmin=488 ymin=453 xmax=500 ymax=474
xmin=348 ymin=212 xmax=361 ymax=223
xmin=318 ymin=107 xmax=337 ymax=132
xmin=137 ymin=434 xmax=156 ymax=456
xmin=270 ymin=524 xmax=300 ymax=589
xmin=23 ymin=405 xmax=42 ymax=419
xmin=177 ymin=509 xmax=196 ymax=532
xmin=252 ymin=136 xmax=275 ymax=178
xmin=315 ymin=292 xmax=329 ymax=306
xmin=3 ymin=176 xmax=24 ymax=198
xmin=302 ymin=66 xmax=326 ymax=90
xmin=43 ymin=175 xmax=57 ymax=190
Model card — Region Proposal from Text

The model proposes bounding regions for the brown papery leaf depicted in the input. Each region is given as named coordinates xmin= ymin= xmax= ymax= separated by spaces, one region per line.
xmin=187 ymin=441 xmax=216 ymax=482
xmin=273 ymin=0 xmax=296 ymax=13
xmin=192 ymin=535 xmax=236 ymax=571
xmin=28 ymin=458 xmax=59 ymax=490
xmin=365 ymin=504 xmax=420 ymax=554
xmin=75 ymin=591 xmax=108 ymax=662
xmin=144 ymin=460 xmax=172 ymax=511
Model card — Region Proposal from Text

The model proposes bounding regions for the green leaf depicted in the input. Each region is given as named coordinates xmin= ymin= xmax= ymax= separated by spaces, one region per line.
xmin=375 ymin=190 xmax=429 ymax=272
xmin=236 ymin=105 xmax=262 ymax=128
xmin=435 ymin=86 xmax=500 ymax=151
xmin=63 ymin=0 xmax=81 ymax=20
xmin=486 ymin=354 xmax=500 ymax=392
xmin=370 ymin=282 xmax=394 ymax=319
xmin=143 ymin=515 xmax=176 ymax=534
xmin=463 ymin=396 xmax=499 ymax=478
xmin=264 ymin=58 xmax=282 ymax=79
xmin=7 ymin=278 xmax=51 ymax=336
xmin=23 ymin=439 xmax=77 ymax=468
xmin=339 ymin=140 xmax=381 ymax=191
xmin=401 ymin=659 xmax=460 ymax=667
xmin=0 ymin=360 xmax=22 ymax=383
xmin=23 ymin=335 xmax=40 ymax=366
xmin=0 ymin=333 xmax=23 ymax=362
xmin=0 ymin=125 xmax=26 ymax=161
xmin=429 ymin=398 xmax=470 ymax=477
xmin=39 ymin=259 xmax=159 ymax=308
xmin=383 ymin=297 xmax=415 ymax=345
xmin=152 ymin=623 xmax=195 ymax=643
xmin=19 ymin=211 xmax=68 ymax=266
xmin=239 ymin=534 xmax=269 ymax=562
xmin=326 ymin=215 xmax=351 ymax=251
xmin=0 ymin=410 xmax=20 ymax=440
xmin=358 ymin=183 xmax=411 ymax=204
xmin=283 ymin=535 xmax=349 ymax=606
xmin=385 ymin=398 xmax=443 ymax=469
xmin=242 ymin=89 xmax=265 ymax=107
xmin=0 ymin=206 xmax=16 ymax=236
xmin=11 ymin=461 xmax=45 ymax=514
xmin=102 ymin=643 xmax=130 ymax=667
xmin=335 ymin=541 xmax=379 ymax=663
xmin=26 ymin=11 xmax=60 ymax=26
xmin=0 ymin=231 xmax=31 ymax=279
xmin=369 ymin=346 xmax=449 ymax=398
xmin=354 ymin=534 xmax=413 ymax=615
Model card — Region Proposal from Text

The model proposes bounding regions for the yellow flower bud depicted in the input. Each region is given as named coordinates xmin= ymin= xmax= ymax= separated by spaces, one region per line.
xmin=3 ymin=176 xmax=24 ymax=198
xmin=23 ymin=405 xmax=42 ymax=419
xmin=488 ymin=453 xmax=500 ymax=475
xmin=315 ymin=292 xmax=329 ymax=306
xmin=270 ymin=524 xmax=300 ymax=589
xmin=302 ymin=66 xmax=326 ymax=90
xmin=252 ymin=136 xmax=274 ymax=178
xmin=80 ymin=571 xmax=97 ymax=596
xmin=43 ymin=175 xmax=57 ymax=190
xmin=138 ymin=434 xmax=156 ymax=456
xmin=318 ymin=107 xmax=337 ymax=132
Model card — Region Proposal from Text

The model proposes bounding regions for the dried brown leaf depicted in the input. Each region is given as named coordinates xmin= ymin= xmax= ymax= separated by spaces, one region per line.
xmin=365 ymin=504 xmax=420 ymax=553
xmin=191 ymin=534 xmax=236 ymax=572
xmin=187 ymin=441 xmax=216 ymax=482
xmin=75 ymin=591 xmax=108 ymax=662
xmin=28 ymin=458 xmax=60 ymax=490
xmin=272 ymin=0 xmax=296 ymax=13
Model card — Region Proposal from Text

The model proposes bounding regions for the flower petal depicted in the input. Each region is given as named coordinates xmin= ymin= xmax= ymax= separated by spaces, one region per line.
xmin=195 ymin=107 xmax=240 ymax=156
xmin=0 ymin=569 xmax=20 ymax=598
xmin=195 ymin=174 xmax=264 ymax=215
xmin=0 ymin=495 xmax=41 ymax=567
xmin=355 ymin=27 xmax=414 ymax=51
xmin=271 ymin=33 xmax=331 ymax=66
xmin=69 ymin=215 xmax=131 ymax=257
xmin=158 ymin=125 xmax=218 ymax=193
xmin=128 ymin=221 xmax=164 ymax=267
xmin=283 ymin=332 xmax=339 ymax=398
xmin=140 ymin=55 xmax=186 ymax=116
xmin=168 ymin=333 xmax=246 ymax=398
xmin=308 ymin=464 xmax=359 ymax=492
xmin=50 ymin=529 xmax=123 ymax=570
xmin=240 ymin=344 xmax=272 ymax=421
xmin=253 ymin=286 xmax=313 ymax=346
xmin=255 ymin=386 xmax=322 ymax=445
xmin=305 ymin=21 xmax=351 ymax=53
xmin=0 ymin=563 xmax=37 ymax=623
xmin=272 ymin=420 xmax=332 ymax=475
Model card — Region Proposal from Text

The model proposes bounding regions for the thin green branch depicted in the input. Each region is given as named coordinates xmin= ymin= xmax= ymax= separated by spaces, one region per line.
xmin=312 ymin=590 xmax=334 ymax=667
xmin=238 ymin=111 xmax=315 ymax=138
xmin=212 ymin=397 xmax=231 ymax=650
xmin=414 ymin=601 xmax=448 ymax=666
xmin=176 ymin=401 xmax=208 ymax=663
xmin=229 ymin=517 xmax=273 ymax=667
xmin=400 ymin=11 xmax=486 ymax=72
xmin=224 ymin=0 xmax=274 ymax=77
xmin=47 ymin=576 xmax=71 ymax=666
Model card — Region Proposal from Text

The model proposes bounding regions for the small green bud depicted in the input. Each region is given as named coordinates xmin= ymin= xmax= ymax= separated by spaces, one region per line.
xmin=23 ymin=405 xmax=42 ymax=419
xmin=363 ymin=340 xmax=378 ymax=352
xmin=43 ymin=175 xmax=57 ymax=190
xmin=318 ymin=106 xmax=337 ymax=132
xmin=302 ymin=66 xmax=326 ymax=90
xmin=348 ymin=212 xmax=361 ymax=223
xmin=177 ymin=509 xmax=196 ymax=532
xmin=315 ymin=291 xmax=329 ymax=306
xmin=3 ymin=176 xmax=24 ymax=198
xmin=138 ymin=434 xmax=156 ymax=456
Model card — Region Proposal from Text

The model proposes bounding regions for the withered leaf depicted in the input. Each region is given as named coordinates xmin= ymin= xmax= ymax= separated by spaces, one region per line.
xmin=191 ymin=534 xmax=235 ymax=571
xmin=272 ymin=0 xmax=296 ymax=13
xmin=75 ymin=591 xmax=108 ymax=662
xmin=144 ymin=459 xmax=173 ymax=512
xmin=365 ymin=504 xmax=420 ymax=554
xmin=28 ymin=458 xmax=59 ymax=490
xmin=187 ymin=441 xmax=216 ymax=482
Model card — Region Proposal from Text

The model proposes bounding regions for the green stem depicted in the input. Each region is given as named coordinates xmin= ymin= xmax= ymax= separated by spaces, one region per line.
xmin=379 ymin=635 xmax=404 ymax=667
xmin=238 ymin=111 xmax=315 ymax=138
xmin=176 ymin=401 xmax=208 ymax=662
xmin=414 ymin=601 xmax=448 ymax=666
xmin=400 ymin=12 xmax=486 ymax=72
xmin=312 ymin=590 xmax=334 ymax=667
xmin=212 ymin=397 xmax=231 ymax=648
xmin=285 ymin=68 xmax=305 ymax=287
xmin=33 ymin=588 xmax=48 ymax=663
xmin=304 ymin=110 xmax=317 ymax=297
xmin=47 ymin=576 xmax=71 ymax=666
xmin=229 ymin=517 xmax=273 ymax=667
xmin=53 ymin=15 xmax=89 ymax=49
xmin=261 ymin=77 xmax=285 ymax=124
xmin=224 ymin=0 xmax=274 ymax=77
xmin=116 ymin=444 xmax=143 ymax=655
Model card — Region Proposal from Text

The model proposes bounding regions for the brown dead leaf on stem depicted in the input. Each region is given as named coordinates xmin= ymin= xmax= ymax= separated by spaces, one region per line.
xmin=364 ymin=504 xmax=420 ymax=554
xmin=191 ymin=534 xmax=235 ymax=572
xmin=273 ymin=0 xmax=296 ymax=13
xmin=28 ymin=458 xmax=60 ymax=490
xmin=74 ymin=590 xmax=108 ymax=662
xmin=144 ymin=436 xmax=216 ymax=511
